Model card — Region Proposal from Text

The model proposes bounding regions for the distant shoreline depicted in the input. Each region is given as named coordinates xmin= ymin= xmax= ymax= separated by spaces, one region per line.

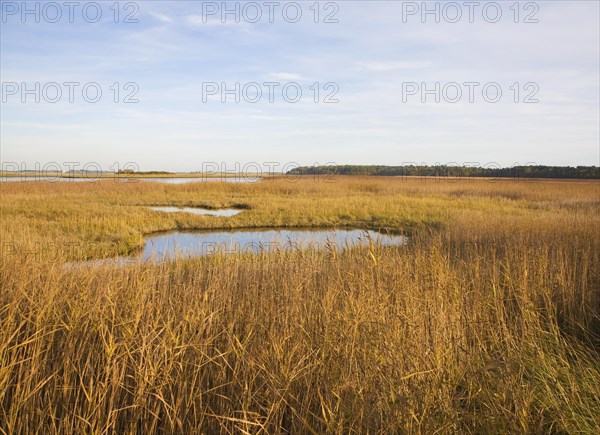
xmin=2 ymin=164 xmax=599 ymax=181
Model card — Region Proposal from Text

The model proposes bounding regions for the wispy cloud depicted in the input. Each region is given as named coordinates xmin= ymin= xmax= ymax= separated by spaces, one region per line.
xmin=267 ymin=72 xmax=305 ymax=81
xmin=356 ymin=61 xmax=433 ymax=71
xmin=148 ymin=11 xmax=173 ymax=24
xmin=1 ymin=1 xmax=598 ymax=169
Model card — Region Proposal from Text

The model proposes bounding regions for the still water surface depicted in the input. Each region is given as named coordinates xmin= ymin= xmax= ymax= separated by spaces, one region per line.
xmin=149 ymin=207 xmax=242 ymax=217
xmin=70 ymin=228 xmax=407 ymax=267
xmin=143 ymin=228 xmax=406 ymax=261
xmin=1 ymin=177 xmax=260 ymax=183
xmin=139 ymin=177 xmax=260 ymax=184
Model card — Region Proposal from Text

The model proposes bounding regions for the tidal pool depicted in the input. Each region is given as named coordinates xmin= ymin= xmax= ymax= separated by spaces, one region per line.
xmin=1 ymin=176 xmax=260 ymax=184
xmin=149 ymin=206 xmax=243 ymax=217
xmin=67 ymin=228 xmax=407 ymax=268
xmin=138 ymin=177 xmax=260 ymax=184
xmin=1 ymin=177 xmax=94 ymax=182
xmin=142 ymin=228 xmax=407 ymax=261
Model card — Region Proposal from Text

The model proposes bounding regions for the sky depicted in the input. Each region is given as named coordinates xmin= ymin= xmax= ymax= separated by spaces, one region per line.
xmin=1 ymin=0 xmax=599 ymax=172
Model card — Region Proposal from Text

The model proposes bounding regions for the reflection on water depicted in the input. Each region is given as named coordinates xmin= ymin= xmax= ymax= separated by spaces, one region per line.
xmin=142 ymin=228 xmax=407 ymax=261
xmin=149 ymin=207 xmax=242 ymax=217
xmin=1 ymin=177 xmax=260 ymax=183
xmin=67 ymin=228 xmax=407 ymax=268
xmin=1 ymin=177 xmax=95 ymax=182
xmin=139 ymin=177 xmax=261 ymax=184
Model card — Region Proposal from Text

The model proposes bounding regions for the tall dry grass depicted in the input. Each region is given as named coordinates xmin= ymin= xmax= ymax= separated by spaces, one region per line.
xmin=1 ymin=176 xmax=599 ymax=433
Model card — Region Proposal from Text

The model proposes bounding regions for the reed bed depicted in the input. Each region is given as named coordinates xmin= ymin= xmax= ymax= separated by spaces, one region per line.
xmin=1 ymin=176 xmax=599 ymax=433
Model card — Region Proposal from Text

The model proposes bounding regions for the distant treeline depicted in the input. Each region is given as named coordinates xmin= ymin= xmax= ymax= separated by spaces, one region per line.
xmin=117 ymin=170 xmax=174 ymax=175
xmin=287 ymin=165 xmax=600 ymax=180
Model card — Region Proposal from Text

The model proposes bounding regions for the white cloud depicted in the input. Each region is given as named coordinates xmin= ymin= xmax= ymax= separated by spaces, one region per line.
xmin=148 ymin=11 xmax=173 ymax=23
xmin=1 ymin=1 xmax=598 ymax=168
xmin=356 ymin=61 xmax=433 ymax=71
xmin=267 ymin=72 xmax=305 ymax=81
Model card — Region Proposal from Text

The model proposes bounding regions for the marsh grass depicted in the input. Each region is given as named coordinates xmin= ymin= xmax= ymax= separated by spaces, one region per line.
xmin=1 ymin=177 xmax=599 ymax=433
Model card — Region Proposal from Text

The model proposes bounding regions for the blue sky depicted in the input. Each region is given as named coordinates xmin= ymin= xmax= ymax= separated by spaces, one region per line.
xmin=1 ymin=1 xmax=599 ymax=171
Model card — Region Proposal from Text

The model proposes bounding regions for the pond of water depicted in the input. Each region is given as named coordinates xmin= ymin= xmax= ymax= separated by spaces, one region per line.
xmin=149 ymin=207 xmax=242 ymax=217
xmin=138 ymin=177 xmax=260 ymax=184
xmin=1 ymin=177 xmax=94 ymax=182
xmin=67 ymin=228 xmax=407 ymax=268
xmin=1 ymin=177 xmax=260 ymax=183
xmin=142 ymin=228 xmax=406 ymax=261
